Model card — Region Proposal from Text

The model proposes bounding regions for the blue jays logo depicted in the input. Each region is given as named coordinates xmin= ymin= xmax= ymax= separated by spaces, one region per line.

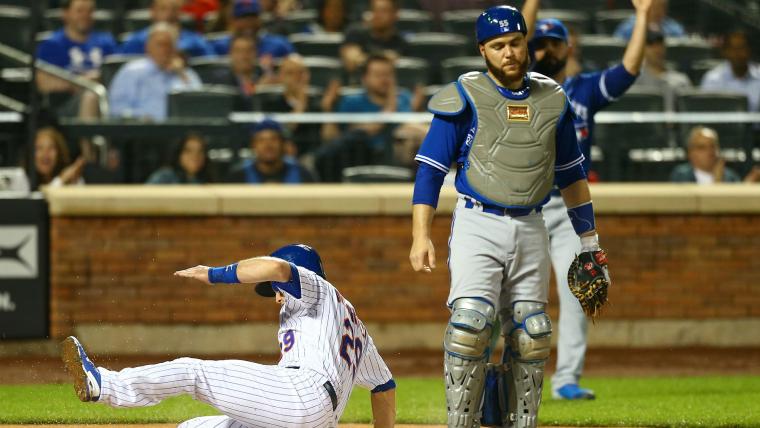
xmin=0 ymin=226 xmax=37 ymax=279
xmin=538 ymin=21 xmax=554 ymax=33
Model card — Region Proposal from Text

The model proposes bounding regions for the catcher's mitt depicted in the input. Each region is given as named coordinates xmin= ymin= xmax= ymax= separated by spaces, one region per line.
xmin=567 ymin=249 xmax=610 ymax=319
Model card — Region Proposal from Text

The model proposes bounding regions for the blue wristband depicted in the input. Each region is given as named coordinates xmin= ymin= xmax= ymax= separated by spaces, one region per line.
xmin=567 ymin=202 xmax=596 ymax=236
xmin=207 ymin=263 xmax=240 ymax=284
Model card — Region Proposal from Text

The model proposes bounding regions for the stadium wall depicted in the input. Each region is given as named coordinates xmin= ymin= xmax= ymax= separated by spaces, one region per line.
xmin=43 ymin=184 xmax=760 ymax=354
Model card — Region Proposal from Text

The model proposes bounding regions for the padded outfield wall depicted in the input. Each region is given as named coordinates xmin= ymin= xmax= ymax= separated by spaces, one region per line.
xmin=42 ymin=184 xmax=760 ymax=355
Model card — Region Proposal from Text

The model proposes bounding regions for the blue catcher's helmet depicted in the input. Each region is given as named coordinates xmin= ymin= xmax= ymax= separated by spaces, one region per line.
xmin=476 ymin=5 xmax=527 ymax=44
xmin=255 ymin=244 xmax=326 ymax=297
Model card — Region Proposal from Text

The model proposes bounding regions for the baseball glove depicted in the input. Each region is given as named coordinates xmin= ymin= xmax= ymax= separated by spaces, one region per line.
xmin=567 ymin=249 xmax=610 ymax=319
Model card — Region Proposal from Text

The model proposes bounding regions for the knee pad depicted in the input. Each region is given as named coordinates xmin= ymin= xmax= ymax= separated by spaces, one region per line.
xmin=505 ymin=301 xmax=552 ymax=362
xmin=444 ymin=297 xmax=497 ymax=360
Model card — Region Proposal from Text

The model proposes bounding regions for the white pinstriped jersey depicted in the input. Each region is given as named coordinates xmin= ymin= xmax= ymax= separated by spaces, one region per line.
xmin=276 ymin=264 xmax=394 ymax=418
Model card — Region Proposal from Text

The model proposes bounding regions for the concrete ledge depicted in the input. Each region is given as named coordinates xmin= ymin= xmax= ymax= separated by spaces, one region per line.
xmin=46 ymin=318 xmax=760 ymax=355
xmin=44 ymin=184 xmax=760 ymax=216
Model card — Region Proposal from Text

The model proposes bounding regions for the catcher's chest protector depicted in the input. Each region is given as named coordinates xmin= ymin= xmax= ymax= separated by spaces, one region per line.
xmin=459 ymin=72 xmax=566 ymax=207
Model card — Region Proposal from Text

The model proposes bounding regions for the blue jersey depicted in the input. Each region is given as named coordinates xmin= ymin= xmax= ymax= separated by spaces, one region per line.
xmin=36 ymin=29 xmax=117 ymax=74
xmin=563 ymin=64 xmax=637 ymax=172
xmin=413 ymin=72 xmax=587 ymax=208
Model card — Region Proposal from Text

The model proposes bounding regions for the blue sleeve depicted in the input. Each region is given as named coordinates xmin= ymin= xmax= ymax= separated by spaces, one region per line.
xmin=587 ymin=64 xmax=637 ymax=113
xmin=412 ymin=114 xmax=462 ymax=207
xmin=554 ymin=102 xmax=587 ymax=189
xmin=414 ymin=114 xmax=459 ymax=174
xmin=36 ymin=40 xmax=67 ymax=67
xmin=600 ymin=64 xmax=637 ymax=100
xmin=412 ymin=163 xmax=448 ymax=207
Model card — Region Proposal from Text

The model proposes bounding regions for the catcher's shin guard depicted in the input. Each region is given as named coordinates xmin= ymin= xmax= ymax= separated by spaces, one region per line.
xmin=444 ymin=298 xmax=496 ymax=428
xmin=501 ymin=301 xmax=552 ymax=428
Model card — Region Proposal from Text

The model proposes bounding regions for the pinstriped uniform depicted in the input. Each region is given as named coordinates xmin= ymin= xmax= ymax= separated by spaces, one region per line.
xmin=95 ymin=265 xmax=394 ymax=428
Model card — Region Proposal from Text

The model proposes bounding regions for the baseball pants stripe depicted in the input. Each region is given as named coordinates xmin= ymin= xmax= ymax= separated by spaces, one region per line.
xmin=97 ymin=357 xmax=335 ymax=428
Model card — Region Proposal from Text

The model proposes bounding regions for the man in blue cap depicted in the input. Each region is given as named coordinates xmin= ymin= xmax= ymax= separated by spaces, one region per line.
xmin=211 ymin=0 xmax=295 ymax=61
xmin=409 ymin=5 xmax=610 ymax=427
xmin=522 ymin=0 xmax=650 ymax=401
xmin=226 ymin=119 xmax=315 ymax=184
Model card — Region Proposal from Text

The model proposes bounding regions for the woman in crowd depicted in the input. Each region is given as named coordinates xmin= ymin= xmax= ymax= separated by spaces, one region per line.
xmin=29 ymin=127 xmax=85 ymax=191
xmin=146 ymin=133 xmax=214 ymax=184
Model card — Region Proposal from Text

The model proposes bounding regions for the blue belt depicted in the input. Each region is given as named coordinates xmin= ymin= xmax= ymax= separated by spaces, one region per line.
xmin=463 ymin=198 xmax=542 ymax=217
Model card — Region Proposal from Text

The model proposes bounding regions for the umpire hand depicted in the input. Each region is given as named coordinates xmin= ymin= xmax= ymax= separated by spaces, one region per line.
xmin=174 ymin=265 xmax=211 ymax=284
xmin=409 ymin=238 xmax=436 ymax=273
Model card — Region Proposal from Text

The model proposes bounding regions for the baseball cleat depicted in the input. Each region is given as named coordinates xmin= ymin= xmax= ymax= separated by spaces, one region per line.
xmin=61 ymin=336 xmax=101 ymax=402
xmin=553 ymin=383 xmax=595 ymax=400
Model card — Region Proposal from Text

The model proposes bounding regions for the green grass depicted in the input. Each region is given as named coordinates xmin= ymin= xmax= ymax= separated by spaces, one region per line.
xmin=1 ymin=376 xmax=759 ymax=427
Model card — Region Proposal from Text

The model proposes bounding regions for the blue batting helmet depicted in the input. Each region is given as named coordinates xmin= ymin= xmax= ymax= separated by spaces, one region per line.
xmin=255 ymin=244 xmax=326 ymax=297
xmin=476 ymin=5 xmax=527 ymax=44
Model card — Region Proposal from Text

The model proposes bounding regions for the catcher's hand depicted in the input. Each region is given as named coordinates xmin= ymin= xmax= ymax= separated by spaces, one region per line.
xmin=567 ymin=249 xmax=610 ymax=319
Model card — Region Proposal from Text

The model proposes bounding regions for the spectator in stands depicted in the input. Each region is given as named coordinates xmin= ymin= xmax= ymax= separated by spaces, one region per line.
xmin=322 ymin=54 xmax=423 ymax=159
xmin=700 ymin=31 xmax=760 ymax=113
xmin=109 ymin=23 xmax=203 ymax=121
xmin=120 ymin=0 xmax=215 ymax=57
xmin=263 ymin=55 xmax=322 ymax=156
xmin=205 ymin=34 xmax=262 ymax=101
xmin=304 ymin=0 xmax=350 ymax=34
xmin=341 ymin=0 xmax=409 ymax=80
xmin=29 ymin=127 xmax=85 ymax=191
xmin=146 ymin=133 xmax=214 ymax=184
xmin=614 ymin=0 xmax=685 ymax=40
xmin=211 ymin=0 xmax=295 ymax=66
xmin=226 ymin=119 xmax=315 ymax=183
xmin=257 ymin=0 xmax=302 ymax=35
xmin=181 ymin=0 xmax=220 ymax=32
xmin=631 ymin=30 xmax=692 ymax=110
xmin=670 ymin=126 xmax=742 ymax=183
xmin=35 ymin=0 xmax=117 ymax=118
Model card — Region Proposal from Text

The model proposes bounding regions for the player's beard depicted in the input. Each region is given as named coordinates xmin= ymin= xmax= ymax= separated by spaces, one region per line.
xmin=485 ymin=55 xmax=530 ymax=89
xmin=533 ymin=54 xmax=568 ymax=78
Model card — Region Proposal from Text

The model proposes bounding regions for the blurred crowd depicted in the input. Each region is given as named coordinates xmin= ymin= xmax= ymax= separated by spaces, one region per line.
xmin=2 ymin=0 xmax=760 ymax=187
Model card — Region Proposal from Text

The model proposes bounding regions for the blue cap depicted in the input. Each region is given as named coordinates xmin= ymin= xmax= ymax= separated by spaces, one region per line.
xmin=233 ymin=0 xmax=260 ymax=18
xmin=250 ymin=118 xmax=283 ymax=136
xmin=255 ymin=244 xmax=325 ymax=297
xmin=532 ymin=18 xmax=569 ymax=43
xmin=475 ymin=6 xmax=527 ymax=44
